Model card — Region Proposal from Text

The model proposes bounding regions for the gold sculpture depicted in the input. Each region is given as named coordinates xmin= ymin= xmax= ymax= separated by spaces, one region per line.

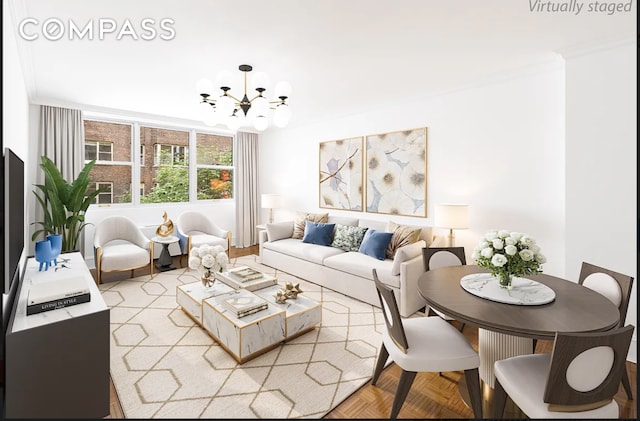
xmin=156 ymin=211 xmax=175 ymax=237
xmin=274 ymin=282 xmax=303 ymax=303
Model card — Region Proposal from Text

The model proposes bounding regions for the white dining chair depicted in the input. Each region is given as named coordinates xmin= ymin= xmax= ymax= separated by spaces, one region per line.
xmin=493 ymin=325 xmax=634 ymax=419
xmin=370 ymin=268 xmax=482 ymax=418
xmin=579 ymin=261 xmax=634 ymax=400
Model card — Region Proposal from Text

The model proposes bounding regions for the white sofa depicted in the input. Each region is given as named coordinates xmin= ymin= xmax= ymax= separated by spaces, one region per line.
xmin=258 ymin=214 xmax=441 ymax=317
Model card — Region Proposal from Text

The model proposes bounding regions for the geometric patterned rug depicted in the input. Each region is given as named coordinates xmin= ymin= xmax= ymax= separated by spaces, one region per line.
xmin=98 ymin=255 xmax=384 ymax=418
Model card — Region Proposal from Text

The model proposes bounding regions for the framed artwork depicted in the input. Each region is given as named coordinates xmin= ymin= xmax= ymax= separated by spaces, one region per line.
xmin=319 ymin=137 xmax=363 ymax=211
xmin=365 ymin=127 xmax=427 ymax=217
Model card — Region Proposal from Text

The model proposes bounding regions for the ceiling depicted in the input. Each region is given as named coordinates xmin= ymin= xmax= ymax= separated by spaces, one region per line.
xmin=7 ymin=0 xmax=636 ymax=131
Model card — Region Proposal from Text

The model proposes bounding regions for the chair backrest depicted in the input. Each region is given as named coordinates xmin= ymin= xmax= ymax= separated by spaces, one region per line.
xmin=94 ymin=215 xmax=147 ymax=247
xmin=177 ymin=211 xmax=213 ymax=234
xmin=372 ymin=269 xmax=409 ymax=353
xmin=579 ymin=262 xmax=634 ymax=328
xmin=543 ymin=324 xmax=634 ymax=411
xmin=422 ymin=247 xmax=466 ymax=272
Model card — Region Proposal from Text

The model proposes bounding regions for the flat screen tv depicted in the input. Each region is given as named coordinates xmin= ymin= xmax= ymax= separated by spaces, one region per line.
xmin=2 ymin=147 xmax=25 ymax=295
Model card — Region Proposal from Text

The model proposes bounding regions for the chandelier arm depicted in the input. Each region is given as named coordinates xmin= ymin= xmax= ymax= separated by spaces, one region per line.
xmin=224 ymin=93 xmax=243 ymax=104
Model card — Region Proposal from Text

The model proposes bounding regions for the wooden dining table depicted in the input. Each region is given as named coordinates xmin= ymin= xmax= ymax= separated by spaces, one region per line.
xmin=417 ymin=265 xmax=620 ymax=416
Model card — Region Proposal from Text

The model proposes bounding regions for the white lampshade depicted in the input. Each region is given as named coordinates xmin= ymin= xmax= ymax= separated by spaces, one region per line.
xmin=261 ymin=194 xmax=281 ymax=209
xmin=434 ymin=204 xmax=470 ymax=229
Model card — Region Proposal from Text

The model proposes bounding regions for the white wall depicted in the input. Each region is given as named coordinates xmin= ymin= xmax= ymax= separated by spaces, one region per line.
xmin=261 ymin=61 xmax=567 ymax=276
xmin=2 ymin=0 xmax=30 ymax=296
xmin=564 ymin=40 xmax=637 ymax=362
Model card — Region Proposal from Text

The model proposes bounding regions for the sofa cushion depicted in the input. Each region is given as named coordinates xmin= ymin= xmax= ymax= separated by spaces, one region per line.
xmin=292 ymin=212 xmax=329 ymax=239
xmin=359 ymin=229 xmax=393 ymax=261
xmin=263 ymin=238 xmax=344 ymax=265
xmin=331 ymin=224 xmax=369 ymax=252
xmin=391 ymin=240 xmax=426 ymax=276
xmin=266 ymin=221 xmax=294 ymax=242
xmin=302 ymin=221 xmax=335 ymax=246
xmin=385 ymin=221 xmax=422 ymax=259
xmin=324 ymin=252 xmax=400 ymax=289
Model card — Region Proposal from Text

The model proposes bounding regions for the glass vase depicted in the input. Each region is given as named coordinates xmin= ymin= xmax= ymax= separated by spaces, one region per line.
xmin=498 ymin=273 xmax=513 ymax=290
xmin=201 ymin=271 xmax=215 ymax=288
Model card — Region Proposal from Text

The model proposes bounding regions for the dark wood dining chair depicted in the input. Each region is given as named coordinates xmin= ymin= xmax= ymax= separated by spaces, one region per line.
xmin=422 ymin=247 xmax=466 ymax=332
xmin=578 ymin=261 xmax=634 ymax=400
xmin=370 ymin=268 xmax=482 ymax=418
xmin=493 ymin=325 xmax=634 ymax=419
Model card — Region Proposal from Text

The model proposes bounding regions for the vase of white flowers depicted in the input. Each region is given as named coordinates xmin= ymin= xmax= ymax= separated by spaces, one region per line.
xmin=188 ymin=244 xmax=228 ymax=287
xmin=472 ymin=230 xmax=546 ymax=290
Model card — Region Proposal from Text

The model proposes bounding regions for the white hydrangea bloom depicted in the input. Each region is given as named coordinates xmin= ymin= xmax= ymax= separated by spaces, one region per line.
xmin=491 ymin=254 xmax=507 ymax=267
xmin=481 ymin=247 xmax=494 ymax=258
xmin=519 ymin=249 xmax=534 ymax=262
xmin=504 ymin=245 xmax=517 ymax=256
xmin=520 ymin=235 xmax=535 ymax=247
xmin=498 ymin=230 xmax=510 ymax=238
xmin=492 ymin=238 xmax=505 ymax=250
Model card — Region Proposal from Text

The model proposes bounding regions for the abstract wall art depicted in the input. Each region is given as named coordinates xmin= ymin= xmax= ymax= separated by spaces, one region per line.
xmin=365 ymin=128 xmax=427 ymax=217
xmin=319 ymin=137 xmax=363 ymax=211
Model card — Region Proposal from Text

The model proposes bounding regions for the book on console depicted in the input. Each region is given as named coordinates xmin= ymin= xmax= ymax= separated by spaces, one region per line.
xmin=27 ymin=276 xmax=91 ymax=305
xmin=227 ymin=266 xmax=263 ymax=282
xmin=221 ymin=290 xmax=268 ymax=318
xmin=27 ymin=292 xmax=91 ymax=316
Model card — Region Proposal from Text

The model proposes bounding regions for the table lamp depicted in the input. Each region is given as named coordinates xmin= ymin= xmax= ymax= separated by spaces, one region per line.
xmin=434 ymin=203 xmax=469 ymax=246
xmin=261 ymin=194 xmax=281 ymax=224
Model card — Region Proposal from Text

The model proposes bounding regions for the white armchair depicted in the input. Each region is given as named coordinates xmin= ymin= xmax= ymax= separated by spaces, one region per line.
xmin=93 ymin=215 xmax=153 ymax=284
xmin=176 ymin=211 xmax=231 ymax=266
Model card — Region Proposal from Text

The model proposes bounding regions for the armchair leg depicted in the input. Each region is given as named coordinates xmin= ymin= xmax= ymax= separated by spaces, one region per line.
xmin=621 ymin=366 xmax=633 ymax=400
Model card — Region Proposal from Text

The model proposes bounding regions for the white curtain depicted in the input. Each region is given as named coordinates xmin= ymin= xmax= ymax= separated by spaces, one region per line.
xmin=234 ymin=131 xmax=260 ymax=247
xmin=31 ymin=105 xmax=85 ymax=254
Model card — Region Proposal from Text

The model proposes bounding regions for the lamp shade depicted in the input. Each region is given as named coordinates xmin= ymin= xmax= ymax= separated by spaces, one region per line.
xmin=434 ymin=204 xmax=469 ymax=229
xmin=261 ymin=194 xmax=281 ymax=209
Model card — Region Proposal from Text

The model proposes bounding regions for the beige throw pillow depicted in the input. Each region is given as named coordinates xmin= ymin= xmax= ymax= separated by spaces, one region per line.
xmin=385 ymin=221 xmax=422 ymax=259
xmin=292 ymin=212 xmax=329 ymax=239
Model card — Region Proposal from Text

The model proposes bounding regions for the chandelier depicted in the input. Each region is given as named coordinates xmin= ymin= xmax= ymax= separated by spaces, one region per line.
xmin=196 ymin=64 xmax=292 ymax=131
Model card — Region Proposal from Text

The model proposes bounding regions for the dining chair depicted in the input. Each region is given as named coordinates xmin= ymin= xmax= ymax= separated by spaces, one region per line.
xmin=94 ymin=215 xmax=154 ymax=284
xmin=578 ymin=261 xmax=634 ymax=400
xmin=370 ymin=269 xmax=482 ymax=418
xmin=493 ymin=325 xmax=634 ymax=419
xmin=176 ymin=211 xmax=231 ymax=267
xmin=422 ymin=247 xmax=467 ymax=332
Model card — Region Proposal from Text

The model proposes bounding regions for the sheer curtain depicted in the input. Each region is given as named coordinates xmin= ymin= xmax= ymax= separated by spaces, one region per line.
xmin=31 ymin=105 xmax=85 ymax=254
xmin=234 ymin=131 xmax=260 ymax=247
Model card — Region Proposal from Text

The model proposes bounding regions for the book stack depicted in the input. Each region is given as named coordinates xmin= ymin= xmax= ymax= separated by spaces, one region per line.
xmin=227 ymin=266 xmax=264 ymax=282
xmin=221 ymin=290 xmax=268 ymax=318
xmin=27 ymin=277 xmax=91 ymax=316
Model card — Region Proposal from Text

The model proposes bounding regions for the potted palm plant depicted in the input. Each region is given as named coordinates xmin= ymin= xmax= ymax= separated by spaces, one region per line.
xmin=32 ymin=156 xmax=105 ymax=252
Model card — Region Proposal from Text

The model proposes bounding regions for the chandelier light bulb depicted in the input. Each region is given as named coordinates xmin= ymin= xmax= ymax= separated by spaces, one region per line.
xmin=226 ymin=112 xmax=243 ymax=131
xmin=217 ymin=94 xmax=235 ymax=117
xmin=199 ymin=101 xmax=218 ymax=126
xmin=216 ymin=70 xmax=233 ymax=89
xmin=253 ymin=115 xmax=268 ymax=131
xmin=274 ymin=81 xmax=292 ymax=98
xmin=273 ymin=104 xmax=292 ymax=128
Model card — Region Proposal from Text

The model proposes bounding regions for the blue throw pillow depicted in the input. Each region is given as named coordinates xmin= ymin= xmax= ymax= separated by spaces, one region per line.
xmin=358 ymin=229 xmax=393 ymax=260
xmin=302 ymin=221 xmax=335 ymax=246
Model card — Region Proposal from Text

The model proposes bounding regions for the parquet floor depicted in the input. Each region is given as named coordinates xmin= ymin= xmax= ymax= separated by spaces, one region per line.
xmin=101 ymin=247 xmax=637 ymax=419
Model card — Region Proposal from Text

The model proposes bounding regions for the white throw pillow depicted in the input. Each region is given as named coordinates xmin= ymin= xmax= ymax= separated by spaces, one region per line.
xmin=266 ymin=221 xmax=294 ymax=242
xmin=391 ymin=240 xmax=426 ymax=276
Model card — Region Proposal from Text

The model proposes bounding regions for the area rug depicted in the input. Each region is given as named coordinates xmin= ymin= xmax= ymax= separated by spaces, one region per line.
xmin=99 ymin=255 xmax=384 ymax=418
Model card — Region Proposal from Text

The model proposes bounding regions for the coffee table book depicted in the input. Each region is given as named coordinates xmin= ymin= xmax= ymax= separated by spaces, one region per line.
xmin=221 ymin=289 xmax=268 ymax=318
xmin=27 ymin=293 xmax=91 ymax=316
xmin=227 ymin=266 xmax=263 ymax=282
xmin=216 ymin=269 xmax=277 ymax=291
xmin=27 ymin=276 xmax=90 ymax=305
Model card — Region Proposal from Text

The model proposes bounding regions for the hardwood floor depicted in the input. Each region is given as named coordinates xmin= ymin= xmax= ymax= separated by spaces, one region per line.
xmin=101 ymin=247 xmax=637 ymax=419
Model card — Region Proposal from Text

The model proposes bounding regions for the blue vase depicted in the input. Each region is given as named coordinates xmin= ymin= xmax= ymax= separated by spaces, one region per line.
xmin=47 ymin=234 xmax=62 ymax=266
xmin=35 ymin=239 xmax=55 ymax=271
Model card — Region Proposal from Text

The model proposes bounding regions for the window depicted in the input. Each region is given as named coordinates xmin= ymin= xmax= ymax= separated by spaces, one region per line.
xmin=83 ymin=118 xmax=233 ymax=206
xmin=141 ymin=127 xmax=189 ymax=203
xmin=84 ymin=120 xmax=133 ymax=204
xmin=85 ymin=140 xmax=113 ymax=161
xmin=87 ymin=182 xmax=113 ymax=204
xmin=196 ymin=133 xmax=233 ymax=199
